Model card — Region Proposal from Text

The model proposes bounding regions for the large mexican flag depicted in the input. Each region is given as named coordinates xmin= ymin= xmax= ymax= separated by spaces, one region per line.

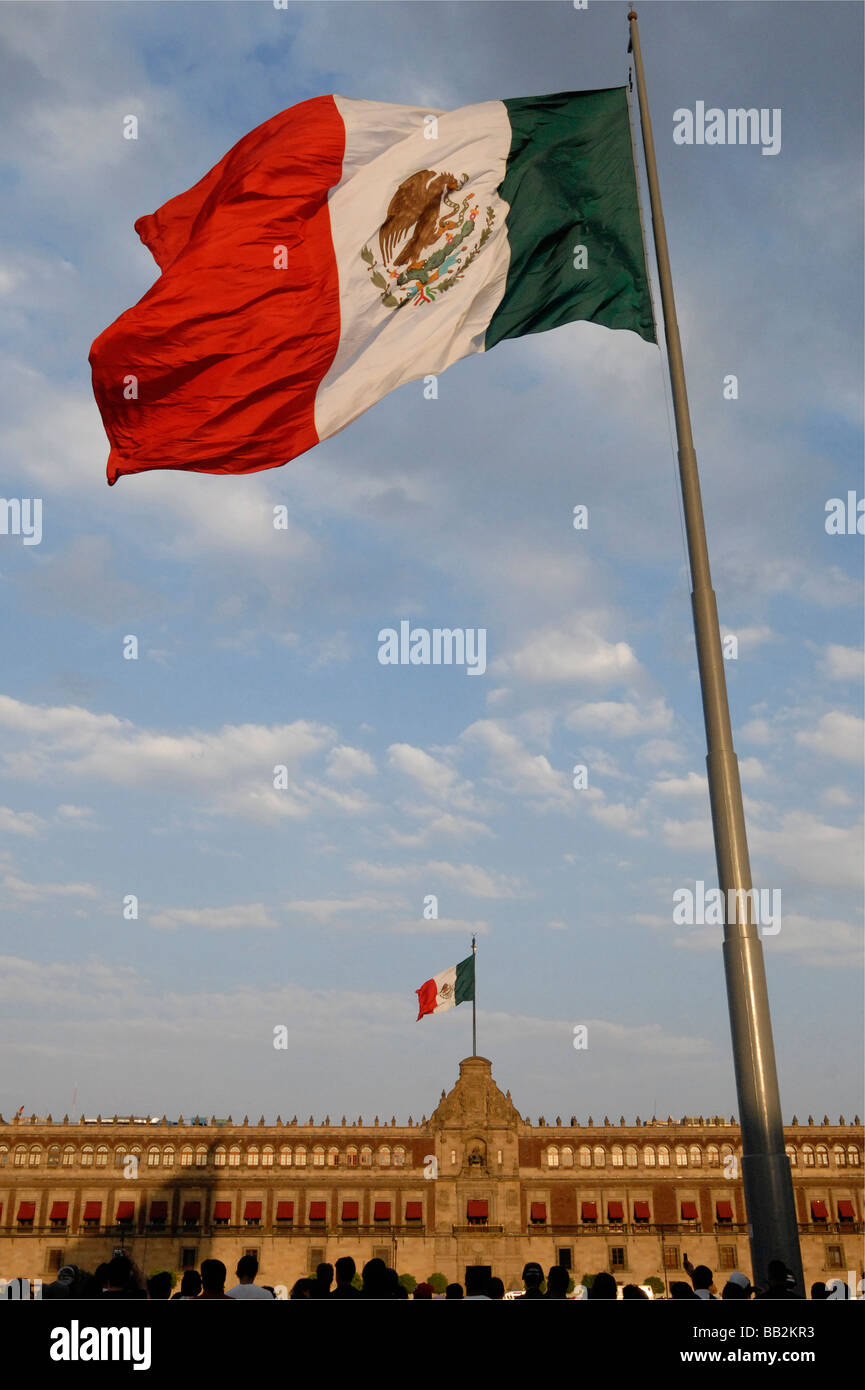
xmin=90 ymin=88 xmax=654 ymax=485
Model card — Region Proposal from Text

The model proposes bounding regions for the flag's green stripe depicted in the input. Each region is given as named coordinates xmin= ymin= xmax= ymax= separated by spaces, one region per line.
xmin=485 ymin=88 xmax=655 ymax=350
xmin=455 ymin=954 xmax=475 ymax=1005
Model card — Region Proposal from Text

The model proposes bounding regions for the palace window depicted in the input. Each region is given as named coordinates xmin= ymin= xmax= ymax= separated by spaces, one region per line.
xmin=562 ymin=1146 xmax=574 ymax=1168
xmin=675 ymin=1146 xmax=688 ymax=1168
xmin=312 ymin=1146 xmax=325 ymax=1168
xmin=46 ymin=1249 xmax=64 ymax=1273
xmin=657 ymin=1147 xmax=670 ymax=1168
xmin=80 ymin=1146 xmax=94 ymax=1168
xmin=195 ymin=1147 xmax=208 ymax=1167
xmin=0 ymin=1146 xmax=8 ymax=1167
xmin=547 ymin=1146 xmax=559 ymax=1168
xmin=848 ymin=1146 xmax=861 ymax=1167
xmin=833 ymin=1145 xmax=846 ymax=1167
xmin=295 ymin=1147 xmax=307 ymax=1167
xmin=643 ymin=1146 xmax=656 ymax=1167
xmin=62 ymin=1146 xmax=74 ymax=1167
xmin=801 ymin=1145 xmax=815 ymax=1168
xmin=214 ymin=1147 xmax=226 ymax=1167
xmin=625 ymin=1146 xmax=637 ymax=1168
xmin=114 ymin=1146 xmax=127 ymax=1168
xmin=248 ymin=1147 xmax=260 ymax=1167
xmin=825 ymin=1246 xmax=843 ymax=1270
xmin=29 ymin=1147 xmax=42 ymax=1167
xmin=181 ymin=1147 xmax=193 ymax=1168
xmin=162 ymin=1147 xmax=175 ymax=1168
xmin=393 ymin=1147 xmax=406 ymax=1168
xmin=262 ymin=1146 xmax=274 ymax=1167
xmin=328 ymin=1147 xmax=339 ymax=1168
xmin=47 ymin=1146 xmax=61 ymax=1168
xmin=228 ymin=1146 xmax=241 ymax=1168
xmin=718 ymin=1245 xmax=737 ymax=1270
xmin=379 ymin=1147 xmax=391 ymax=1167
xmin=664 ymin=1246 xmax=679 ymax=1270
xmin=346 ymin=1148 xmax=358 ymax=1168
xmin=360 ymin=1147 xmax=372 ymax=1167
xmin=147 ymin=1147 xmax=160 ymax=1168
xmin=707 ymin=1145 xmax=720 ymax=1168
xmin=816 ymin=1145 xmax=829 ymax=1168
xmin=95 ymin=1146 xmax=108 ymax=1168
xmin=579 ymin=1146 xmax=592 ymax=1168
xmin=609 ymin=1248 xmax=626 ymax=1270
xmin=689 ymin=1145 xmax=702 ymax=1167
xmin=785 ymin=1145 xmax=797 ymax=1167
xmin=279 ymin=1147 xmax=291 ymax=1167
xmin=593 ymin=1146 xmax=606 ymax=1168
xmin=611 ymin=1146 xmax=623 ymax=1168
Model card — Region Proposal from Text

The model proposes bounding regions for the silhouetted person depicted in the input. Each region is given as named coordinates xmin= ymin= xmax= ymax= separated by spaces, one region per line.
xmin=684 ymin=1255 xmax=717 ymax=1299
xmin=521 ymin=1261 xmax=545 ymax=1298
xmin=622 ymin=1283 xmax=648 ymax=1299
xmin=465 ymin=1268 xmax=491 ymax=1299
xmin=172 ymin=1270 xmax=202 ymax=1300
xmin=198 ymin=1259 xmax=232 ymax=1300
xmin=670 ymin=1281 xmax=699 ymax=1300
xmin=99 ymin=1254 xmax=147 ymax=1299
xmin=546 ymin=1266 xmax=570 ymax=1299
xmin=755 ymin=1259 xmax=802 ymax=1300
xmin=228 ymin=1254 xmax=273 ymax=1300
xmin=147 ymin=1271 xmax=173 ymax=1300
xmin=589 ymin=1271 xmax=618 ymax=1300
xmin=290 ymin=1278 xmax=313 ymax=1299
xmin=361 ymin=1258 xmax=390 ymax=1299
xmin=307 ymin=1261 xmax=333 ymax=1300
xmin=413 ymin=1282 xmax=433 ymax=1299
xmin=810 ymin=1281 xmax=827 ymax=1301
xmin=722 ymin=1272 xmax=753 ymax=1299
xmin=488 ymin=1277 xmax=505 ymax=1300
xmin=445 ymin=1283 xmax=464 ymax=1299
xmin=42 ymin=1265 xmax=77 ymax=1300
xmin=331 ymin=1256 xmax=360 ymax=1298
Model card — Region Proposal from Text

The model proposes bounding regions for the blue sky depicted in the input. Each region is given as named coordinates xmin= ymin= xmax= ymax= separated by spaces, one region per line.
xmin=0 ymin=0 xmax=862 ymax=1126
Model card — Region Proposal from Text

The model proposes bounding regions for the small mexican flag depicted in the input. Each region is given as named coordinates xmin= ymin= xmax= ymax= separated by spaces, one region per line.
xmin=91 ymin=87 xmax=654 ymax=485
xmin=416 ymin=955 xmax=475 ymax=1021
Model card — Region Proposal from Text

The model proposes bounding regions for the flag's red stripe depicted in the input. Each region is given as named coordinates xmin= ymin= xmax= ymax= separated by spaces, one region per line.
xmin=415 ymin=978 xmax=438 ymax=1021
xmin=90 ymin=95 xmax=345 ymax=484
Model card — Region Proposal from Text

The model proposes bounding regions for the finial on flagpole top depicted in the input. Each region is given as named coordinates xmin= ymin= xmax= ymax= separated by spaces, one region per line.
xmin=628 ymin=9 xmax=638 ymax=19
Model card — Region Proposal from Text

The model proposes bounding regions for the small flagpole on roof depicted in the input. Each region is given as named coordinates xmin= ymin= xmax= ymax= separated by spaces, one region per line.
xmin=471 ymin=936 xmax=477 ymax=1057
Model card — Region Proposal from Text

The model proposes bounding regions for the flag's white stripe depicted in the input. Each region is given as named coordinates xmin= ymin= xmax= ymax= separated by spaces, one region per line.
xmin=431 ymin=962 xmax=458 ymax=1013
xmin=315 ymin=95 xmax=512 ymax=443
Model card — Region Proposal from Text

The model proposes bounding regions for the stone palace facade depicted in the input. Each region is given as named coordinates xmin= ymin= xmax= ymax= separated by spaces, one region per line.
xmin=0 ymin=1057 xmax=861 ymax=1293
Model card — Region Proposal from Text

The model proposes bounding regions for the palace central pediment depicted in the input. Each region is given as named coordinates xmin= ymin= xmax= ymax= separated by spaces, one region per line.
xmin=428 ymin=1056 xmax=521 ymax=1131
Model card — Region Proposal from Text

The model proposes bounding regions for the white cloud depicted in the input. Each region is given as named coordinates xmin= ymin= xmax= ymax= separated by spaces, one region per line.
xmin=494 ymin=617 xmax=640 ymax=687
xmin=821 ymin=645 xmax=864 ymax=681
xmin=796 ymin=711 xmax=864 ymax=765
xmin=3 ymin=874 xmax=99 ymax=902
xmin=751 ymin=811 xmax=863 ymax=891
xmin=326 ymin=745 xmax=376 ymax=780
xmin=461 ymin=719 xmax=570 ymax=807
xmin=0 ymin=806 xmax=45 ymax=836
xmin=567 ymin=697 xmax=673 ymax=738
xmin=149 ymin=905 xmax=277 ymax=932
xmin=352 ymin=858 xmax=522 ymax=899
xmin=651 ymin=771 xmax=708 ymax=799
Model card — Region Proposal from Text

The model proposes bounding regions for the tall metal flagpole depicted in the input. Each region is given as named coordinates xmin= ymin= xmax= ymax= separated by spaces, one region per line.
xmin=627 ymin=9 xmax=803 ymax=1292
xmin=471 ymin=936 xmax=477 ymax=1057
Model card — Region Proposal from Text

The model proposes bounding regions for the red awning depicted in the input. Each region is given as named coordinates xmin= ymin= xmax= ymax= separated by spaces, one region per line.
xmin=150 ymin=1201 xmax=168 ymax=1219
xmin=466 ymin=1200 xmax=488 ymax=1219
xmin=244 ymin=1201 xmax=262 ymax=1220
xmin=276 ymin=1201 xmax=293 ymax=1220
xmin=681 ymin=1201 xmax=698 ymax=1219
xmin=17 ymin=1201 xmax=35 ymax=1220
xmin=374 ymin=1201 xmax=392 ymax=1220
xmin=116 ymin=1201 xmax=135 ymax=1220
xmin=213 ymin=1201 xmax=231 ymax=1220
xmin=530 ymin=1202 xmax=547 ymax=1222
xmin=182 ymin=1201 xmax=201 ymax=1220
xmin=716 ymin=1200 xmax=733 ymax=1220
xmin=608 ymin=1201 xmax=624 ymax=1221
xmin=341 ymin=1201 xmax=359 ymax=1220
xmin=811 ymin=1200 xmax=828 ymax=1220
xmin=634 ymin=1201 xmax=650 ymax=1220
xmin=50 ymin=1201 xmax=69 ymax=1220
xmin=309 ymin=1201 xmax=326 ymax=1221
xmin=581 ymin=1202 xmax=597 ymax=1221
xmin=838 ymin=1200 xmax=855 ymax=1220
xmin=83 ymin=1201 xmax=102 ymax=1220
xmin=405 ymin=1201 xmax=422 ymax=1220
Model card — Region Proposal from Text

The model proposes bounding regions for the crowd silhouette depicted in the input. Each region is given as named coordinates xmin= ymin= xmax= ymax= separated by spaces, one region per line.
xmin=7 ymin=1250 xmax=856 ymax=1300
